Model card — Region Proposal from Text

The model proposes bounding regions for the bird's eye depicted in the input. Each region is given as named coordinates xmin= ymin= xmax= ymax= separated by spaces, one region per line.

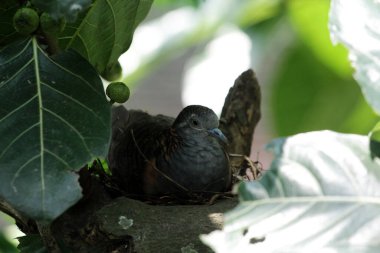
xmin=192 ymin=119 xmax=199 ymax=126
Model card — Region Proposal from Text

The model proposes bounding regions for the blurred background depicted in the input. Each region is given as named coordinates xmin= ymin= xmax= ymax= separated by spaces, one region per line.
xmin=1 ymin=0 xmax=377 ymax=251
xmin=121 ymin=0 xmax=377 ymax=165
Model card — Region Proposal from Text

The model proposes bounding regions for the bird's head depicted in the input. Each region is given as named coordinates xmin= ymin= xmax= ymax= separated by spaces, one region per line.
xmin=172 ymin=105 xmax=228 ymax=144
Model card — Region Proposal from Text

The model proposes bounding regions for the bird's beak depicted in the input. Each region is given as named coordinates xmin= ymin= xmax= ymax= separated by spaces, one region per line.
xmin=208 ymin=128 xmax=228 ymax=144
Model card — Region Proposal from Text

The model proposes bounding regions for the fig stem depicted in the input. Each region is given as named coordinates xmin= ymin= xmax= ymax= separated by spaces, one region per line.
xmin=44 ymin=33 xmax=61 ymax=55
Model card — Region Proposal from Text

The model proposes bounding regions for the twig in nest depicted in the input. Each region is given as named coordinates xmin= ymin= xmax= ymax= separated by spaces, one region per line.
xmin=229 ymin=153 xmax=264 ymax=181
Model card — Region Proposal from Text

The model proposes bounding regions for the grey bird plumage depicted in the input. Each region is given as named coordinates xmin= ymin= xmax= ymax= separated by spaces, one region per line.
xmin=108 ymin=105 xmax=231 ymax=197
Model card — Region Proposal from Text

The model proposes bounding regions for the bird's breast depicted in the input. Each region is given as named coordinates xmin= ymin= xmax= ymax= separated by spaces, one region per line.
xmin=149 ymin=137 xmax=230 ymax=195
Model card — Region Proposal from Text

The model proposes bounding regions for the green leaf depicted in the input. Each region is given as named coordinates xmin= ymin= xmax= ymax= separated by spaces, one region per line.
xmin=0 ymin=0 xmax=23 ymax=47
xmin=236 ymin=0 xmax=282 ymax=27
xmin=0 ymin=38 xmax=110 ymax=221
xmin=17 ymin=235 xmax=47 ymax=253
xmin=30 ymin=0 xmax=91 ymax=22
xmin=202 ymin=131 xmax=380 ymax=252
xmin=370 ymin=121 xmax=380 ymax=142
xmin=287 ymin=0 xmax=351 ymax=77
xmin=369 ymin=121 xmax=380 ymax=159
xmin=59 ymin=0 xmax=153 ymax=73
xmin=17 ymin=234 xmax=72 ymax=253
xmin=0 ymin=232 xmax=18 ymax=253
xmin=329 ymin=0 xmax=380 ymax=115
xmin=271 ymin=41 xmax=377 ymax=136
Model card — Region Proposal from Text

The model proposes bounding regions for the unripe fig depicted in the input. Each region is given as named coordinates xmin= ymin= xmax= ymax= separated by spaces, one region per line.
xmin=40 ymin=12 xmax=66 ymax=36
xmin=106 ymin=82 xmax=130 ymax=103
xmin=101 ymin=62 xmax=122 ymax=81
xmin=13 ymin=7 xmax=39 ymax=35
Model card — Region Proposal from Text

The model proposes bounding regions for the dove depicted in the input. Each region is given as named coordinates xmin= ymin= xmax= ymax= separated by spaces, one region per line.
xmin=108 ymin=105 xmax=231 ymax=197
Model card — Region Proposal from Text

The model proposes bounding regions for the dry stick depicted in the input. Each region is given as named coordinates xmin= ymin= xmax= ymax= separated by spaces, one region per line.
xmin=130 ymin=129 xmax=189 ymax=193
xmin=229 ymin=153 xmax=264 ymax=180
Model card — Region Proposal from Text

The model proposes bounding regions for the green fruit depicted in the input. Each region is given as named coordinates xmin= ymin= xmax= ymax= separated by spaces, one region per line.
xmin=106 ymin=82 xmax=130 ymax=103
xmin=101 ymin=62 xmax=122 ymax=81
xmin=40 ymin=12 xmax=66 ymax=36
xmin=13 ymin=7 xmax=39 ymax=35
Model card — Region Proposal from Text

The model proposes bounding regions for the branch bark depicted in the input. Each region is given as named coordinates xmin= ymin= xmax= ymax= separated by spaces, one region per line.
xmin=220 ymin=69 xmax=261 ymax=180
xmin=220 ymin=69 xmax=261 ymax=169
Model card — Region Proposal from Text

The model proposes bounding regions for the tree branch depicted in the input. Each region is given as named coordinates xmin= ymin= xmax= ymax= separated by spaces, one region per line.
xmin=0 ymin=198 xmax=36 ymax=234
xmin=220 ymin=69 xmax=261 ymax=157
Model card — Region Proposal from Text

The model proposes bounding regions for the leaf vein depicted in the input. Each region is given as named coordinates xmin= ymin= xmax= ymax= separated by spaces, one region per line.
xmin=44 ymin=148 xmax=72 ymax=170
xmin=0 ymin=59 xmax=33 ymax=89
xmin=0 ymin=39 xmax=31 ymax=63
xmin=105 ymin=0 xmax=116 ymax=63
xmin=294 ymin=203 xmax=362 ymax=246
xmin=43 ymin=55 xmax=103 ymax=97
xmin=42 ymin=107 xmax=94 ymax=158
xmin=0 ymin=94 xmax=38 ymax=124
xmin=33 ymin=37 xmax=46 ymax=213
xmin=0 ymin=122 xmax=39 ymax=161
xmin=11 ymin=154 xmax=41 ymax=193
xmin=41 ymin=82 xmax=107 ymax=127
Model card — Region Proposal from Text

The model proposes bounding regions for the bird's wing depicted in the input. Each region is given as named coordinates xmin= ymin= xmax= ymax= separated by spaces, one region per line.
xmin=108 ymin=106 xmax=174 ymax=194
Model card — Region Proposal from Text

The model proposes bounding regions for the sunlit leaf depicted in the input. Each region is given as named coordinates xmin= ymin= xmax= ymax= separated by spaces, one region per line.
xmin=202 ymin=131 xmax=380 ymax=252
xmin=0 ymin=38 xmax=110 ymax=221
xmin=329 ymin=0 xmax=380 ymax=115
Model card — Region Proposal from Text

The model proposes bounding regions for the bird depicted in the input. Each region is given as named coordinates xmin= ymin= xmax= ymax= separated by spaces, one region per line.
xmin=107 ymin=105 xmax=231 ymax=198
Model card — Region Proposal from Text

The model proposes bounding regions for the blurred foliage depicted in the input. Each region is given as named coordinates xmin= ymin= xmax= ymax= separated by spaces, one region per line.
xmin=287 ymin=0 xmax=351 ymax=77
xmin=0 ymin=232 xmax=18 ymax=253
xmin=154 ymin=0 xmax=203 ymax=8
xmin=271 ymin=39 xmax=377 ymax=136
xmin=0 ymin=212 xmax=18 ymax=253
xmin=370 ymin=121 xmax=380 ymax=159
xmin=270 ymin=0 xmax=377 ymax=136
xmin=0 ymin=213 xmax=18 ymax=253
xmin=123 ymin=0 xmax=378 ymax=137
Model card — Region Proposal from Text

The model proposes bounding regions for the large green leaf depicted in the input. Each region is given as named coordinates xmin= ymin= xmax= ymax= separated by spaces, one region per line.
xmin=30 ymin=0 xmax=91 ymax=22
xmin=271 ymin=41 xmax=377 ymax=136
xmin=287 ymin=0 xmax=351 ymax=77
xmin=0 ymin=38 xmax=110 ymax=221
xmin=202 ymin=131 xmax=380 ymax=252
xmin=59 ymin=0 xmax=153 ymax=73
xmin=329 ymin=0 xmax=380 ymax=115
